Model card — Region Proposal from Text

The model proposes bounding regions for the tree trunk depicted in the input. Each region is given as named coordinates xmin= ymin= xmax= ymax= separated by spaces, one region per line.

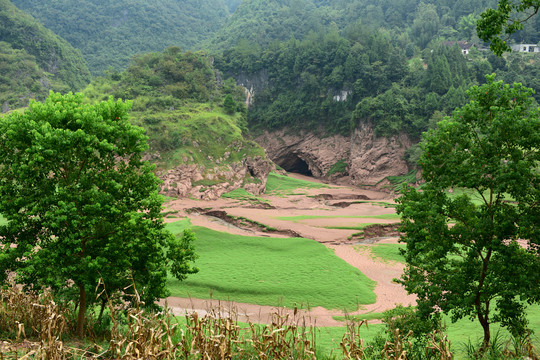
xmin=478 ymin=309 xmax=491 ymax=354
xmin=76 ymin=284 xmax=87 ymax=338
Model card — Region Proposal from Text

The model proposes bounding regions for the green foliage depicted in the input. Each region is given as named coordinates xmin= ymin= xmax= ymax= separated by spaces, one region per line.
xmin=0 ymin=92 xmax=198 ymax=336
xmin=223 ymin=94 xmax=237 ymax=114
xmin=327 ymin=159 xmax=348 ymax=176
xmin=382 ymin=305 xmax=443 ymax=338
xmin=166 ymin=223 xmax=377 ymax=310
xmin=0 ymin=0 xmax=90 ymax=95
xmin=385 ymin=170 xmax=419 ymax=187
xmin=396 ymin=76 xmax=540 ymax=350
xmin=168 ymin=229 xmax=199 ymax=281
xmin=12 ymin=0 xmax=230 ymax=74
xmin=478 ymin=0 xmax=540 ymax=56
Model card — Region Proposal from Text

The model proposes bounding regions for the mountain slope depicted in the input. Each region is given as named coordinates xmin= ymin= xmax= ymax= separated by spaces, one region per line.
xmin=12 ymin=0 xmax=230 ymax=75
xmin=83 ymin=47 xmax=272 ymax=199
xmin=0 ymin=0 xmax=91 ymax=110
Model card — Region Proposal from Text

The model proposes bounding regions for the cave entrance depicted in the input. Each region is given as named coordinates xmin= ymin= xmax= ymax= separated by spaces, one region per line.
xmin=277 ymin=155 xmax=313 ymax=176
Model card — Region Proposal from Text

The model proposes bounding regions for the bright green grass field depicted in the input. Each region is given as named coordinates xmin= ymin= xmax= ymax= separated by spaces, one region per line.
xmin=265 ymin=172 xmax=329 ymax=195
xmin=166 ymin=220 xmax=376 ymax=310
xmin=0 ymin=214 xmax=6 ymax=226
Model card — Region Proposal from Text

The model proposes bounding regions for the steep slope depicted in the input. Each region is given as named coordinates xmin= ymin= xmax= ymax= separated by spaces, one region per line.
xmin=83 ymin=47 xmax=272 ymax=199
xmin=0 ymin=42 xmax=53 ymax=111
xmin=0 ymin=0 xmax=91 ymax=110
xmin=12 ymin=0 xmax=230 ymax=75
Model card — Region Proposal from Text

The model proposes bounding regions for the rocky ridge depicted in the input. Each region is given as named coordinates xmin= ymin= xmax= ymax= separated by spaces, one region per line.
xmin=157 ymin=156 xmax=273 ymax=200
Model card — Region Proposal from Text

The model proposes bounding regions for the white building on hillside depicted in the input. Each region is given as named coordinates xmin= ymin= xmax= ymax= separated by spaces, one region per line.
xmin=510 ymin=44 xmax=540 ymax=53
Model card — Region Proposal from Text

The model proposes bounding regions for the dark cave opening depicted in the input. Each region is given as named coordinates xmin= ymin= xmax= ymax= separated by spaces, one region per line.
xmin=277 ymin=155 xmax=313 ymax=176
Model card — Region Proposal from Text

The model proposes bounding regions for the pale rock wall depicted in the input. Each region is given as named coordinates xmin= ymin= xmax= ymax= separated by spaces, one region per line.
xmin=256 ymin=123 xmax=412 ymax=187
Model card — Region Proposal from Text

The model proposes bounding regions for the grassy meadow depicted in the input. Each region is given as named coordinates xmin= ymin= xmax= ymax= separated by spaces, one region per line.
xmin=166 ymin=219 xmax=376 ymax=310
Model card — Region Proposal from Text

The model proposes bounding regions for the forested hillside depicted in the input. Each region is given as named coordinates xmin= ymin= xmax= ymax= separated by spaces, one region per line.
xmin=208 ymin=0 xmax=508 ymax=50
xmin=0 ymin=0 xmax=90 ymax=110
xmin=213 ymin=0 xmax=540 ymax=144
xmin=11 ymin=0 xmax=230 ymax=74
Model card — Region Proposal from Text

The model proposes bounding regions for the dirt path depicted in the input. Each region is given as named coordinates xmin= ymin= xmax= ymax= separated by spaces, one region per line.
xmin=162 ymin=174 xmax=416 ymax=326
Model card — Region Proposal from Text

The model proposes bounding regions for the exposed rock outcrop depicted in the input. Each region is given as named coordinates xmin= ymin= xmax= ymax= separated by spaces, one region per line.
xmin=256 ymin=123 xmax=412 ymax=189
xmin=157 ymin=156 xmax=273 ymax=200
xmin=234 ymin=70 xmax=269 ymax=107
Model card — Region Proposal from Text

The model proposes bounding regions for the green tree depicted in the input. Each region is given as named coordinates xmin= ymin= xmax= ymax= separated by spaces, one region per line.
xmin=223 ymin=94 xmax=237 ymax=114
xmin=477 ymin=0 xmax=540 ymax=55
xmin=396 ymin=75 xmax=540 ymax=352
xmin=0 ymin=92 xmax=198 ymax=337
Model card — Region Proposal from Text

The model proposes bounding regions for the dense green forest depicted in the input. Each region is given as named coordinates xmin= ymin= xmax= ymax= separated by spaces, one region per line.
xmin=0 ymin=0 xmax=90 ymax=110
xmin=218 ymin=26 xmax=540 ymax=139
xmin=212 ymin=0 xmax=540 ymax=146
xmin=209 ymin=0 xmax=504 ymax=50
xmin=11 ymin=0 xmax=230 ymax=74
xmin=83 ymin=47 xmax=262 ymax=170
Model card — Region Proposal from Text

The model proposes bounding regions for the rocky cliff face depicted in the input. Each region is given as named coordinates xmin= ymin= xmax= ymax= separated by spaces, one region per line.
xmin=256 ymin=123 xmax=412 ymax=188
xmin=234 ymin=70 xmax=269 ymax=107
xmin=157 ymin=156 xmax=273 ymax=200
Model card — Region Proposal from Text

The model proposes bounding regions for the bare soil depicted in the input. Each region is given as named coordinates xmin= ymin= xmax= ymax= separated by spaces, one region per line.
xmin=162 ymin=173 xmax=416 ymax=326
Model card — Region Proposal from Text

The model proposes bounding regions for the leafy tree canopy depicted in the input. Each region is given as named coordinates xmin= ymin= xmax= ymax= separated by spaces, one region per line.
xmin=0 ymin=92 xmax=198 ymax=337
xmin=478 ymin=0 xmax=540 ymax=55
xmin=396 ymin=75 xmax=540 ymax=350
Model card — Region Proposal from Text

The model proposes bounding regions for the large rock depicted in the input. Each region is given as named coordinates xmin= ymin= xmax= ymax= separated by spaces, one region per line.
xmin=156 ymin=156 xmax=273 ymax=200
xmin=256 ymin=123 xmax=412 ymax=188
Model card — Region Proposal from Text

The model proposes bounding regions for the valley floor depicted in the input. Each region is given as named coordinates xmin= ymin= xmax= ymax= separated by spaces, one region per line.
xmin=160 ymin=173 xmax=416 ymax=327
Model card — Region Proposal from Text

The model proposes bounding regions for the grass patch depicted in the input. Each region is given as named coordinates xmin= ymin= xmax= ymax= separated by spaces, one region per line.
xmin=277 ymin=214 xmax=400 ymax=222
xmin=221 ymin=188 xmax=271 ymax=205
xmin=347 ymin=231 xmax=364 ymax=240
xmin=370 ymin=244 xmax=405 ymax=263
xmin=0 ymin=214 xmax=6 ymax=226
xmin=325 ymin=223 xmax=377 ymax=231
xmin=166 ymin=221 xmax=376 ymax=310
xmin=354 ymin=244 xmax=405 ymax=264
xmin=265 ymin=172 xmax=329 ymax=196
